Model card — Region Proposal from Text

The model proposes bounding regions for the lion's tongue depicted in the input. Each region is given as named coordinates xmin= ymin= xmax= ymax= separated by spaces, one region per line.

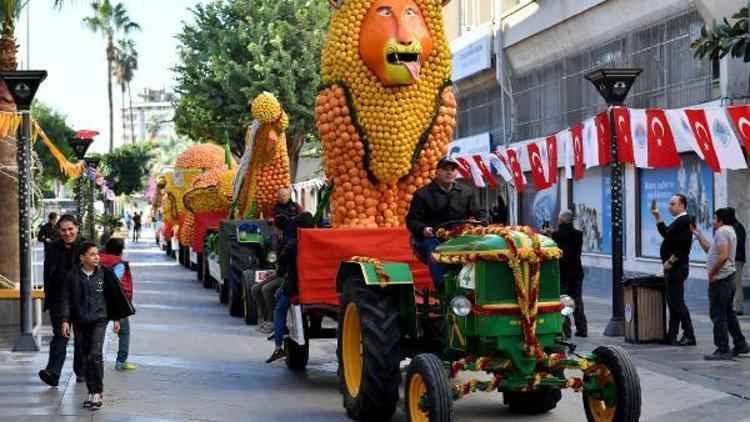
xmin=403 ymin=61 xmax=421 ymax=81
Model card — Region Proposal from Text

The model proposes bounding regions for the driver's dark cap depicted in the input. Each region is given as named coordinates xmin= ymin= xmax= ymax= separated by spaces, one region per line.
xmin=437 ymin=156 xmax=459 ymax=170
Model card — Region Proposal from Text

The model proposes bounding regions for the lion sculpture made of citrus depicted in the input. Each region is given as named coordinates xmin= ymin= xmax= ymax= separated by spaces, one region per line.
xmin=317 ymin=0 xmax=456 ymax=228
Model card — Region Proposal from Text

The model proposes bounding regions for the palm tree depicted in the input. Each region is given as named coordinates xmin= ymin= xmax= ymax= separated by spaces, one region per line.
xmin=83 ymin=0 xmax=140 ymax=152
xmin=113 ymin=37 xmax=138 ymax=143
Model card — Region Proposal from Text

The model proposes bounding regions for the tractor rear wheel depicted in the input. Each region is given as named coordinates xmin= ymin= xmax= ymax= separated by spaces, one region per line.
xmin=405 ymin=353 xmax=453 ymax=422
xmin=337 ymin=277 xmax=401 ymax=421
xmin=242 ymin=270 xmax=258 ymax=325
xmin=583 ymin=345 xmax=641 ymax=422
xmin=202 ymin=255 xmax=214 ymax=289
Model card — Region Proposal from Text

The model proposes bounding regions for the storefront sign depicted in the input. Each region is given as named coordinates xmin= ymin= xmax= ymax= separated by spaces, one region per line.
xmin=448 ymin=132 xmax=491 ymax=159
xmin=451 ymin=25 xmax=493 ymax=81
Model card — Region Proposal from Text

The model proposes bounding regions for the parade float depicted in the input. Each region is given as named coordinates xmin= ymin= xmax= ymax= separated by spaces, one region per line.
xmin=284 ymin=1 xmax=644 ymax=421
xmin=162 ymin=143 xmax=229 ymax=266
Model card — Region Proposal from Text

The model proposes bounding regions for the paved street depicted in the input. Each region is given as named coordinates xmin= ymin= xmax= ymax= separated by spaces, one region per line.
xmin=1 ymin=228 xmax=750 ymax=421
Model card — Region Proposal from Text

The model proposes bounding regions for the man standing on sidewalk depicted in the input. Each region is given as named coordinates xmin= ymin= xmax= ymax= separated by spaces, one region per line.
xmin=692 ymin=208 xmax=749 ymax=360
xmin=727 ymin=208 xmax=746 ymax=315
xmin=545 ymin=209 xmax=587 ymax=338
xmin=652 ymin=194 xmax=696 ymax=346
xmin=37 ymin=212 xmax=59 ymax=251
xmin=38 ymin=215 xmax=84 ymax=386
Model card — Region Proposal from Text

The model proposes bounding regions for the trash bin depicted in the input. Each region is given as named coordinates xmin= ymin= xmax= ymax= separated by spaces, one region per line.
xmin=623 ymin=275 xmax=666 ymax=343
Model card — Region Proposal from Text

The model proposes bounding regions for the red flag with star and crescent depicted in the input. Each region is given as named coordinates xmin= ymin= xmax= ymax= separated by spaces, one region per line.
xmin=728 ymin=105 xmax=750 ymax=152
xmin=571 ymin=123 xmax=585 ymax=180
xmin=646 ymin=109 xmax=680 ymax=168
xmin=506 ymin=148 xmax=525 ymax=193
xmin=595 ymin=111 xmax=611 ymax=165
xmin=526 ymin=141 xmax=551 ymax=190
xmin=684 ymin=109 xmax=720 ymax=172
xmin=612 ymin=107 xmax=634 ymax=164
xmin=545 ymin=135 xmax=558 ymax=185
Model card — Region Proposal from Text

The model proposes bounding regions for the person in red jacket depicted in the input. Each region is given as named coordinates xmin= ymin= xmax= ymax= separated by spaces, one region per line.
xmin=100 ymin=237 xmax=136 ymax=371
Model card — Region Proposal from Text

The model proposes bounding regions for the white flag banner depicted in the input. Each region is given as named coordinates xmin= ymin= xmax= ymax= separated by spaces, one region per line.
xmin=704 ymin=108 xmax=747 ymax=170
xmin=665 ymin=108 xmax=703 ymax=156
xmin=488 ymin=152 xmax=512 ymax=182
xmin=583 ymin=117 xmax=598 ymax=169
xmin=559 ymin=128 xmax=573 ymax=179
xmin=629 ymin=109 xmax=650 ymax=168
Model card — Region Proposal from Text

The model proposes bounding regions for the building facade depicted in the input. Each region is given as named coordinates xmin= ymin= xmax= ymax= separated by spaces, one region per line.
xmin=444 ymin=0 xmax=750 ymax=291
xmin=121 ymin=88 xmax=177 ymax=144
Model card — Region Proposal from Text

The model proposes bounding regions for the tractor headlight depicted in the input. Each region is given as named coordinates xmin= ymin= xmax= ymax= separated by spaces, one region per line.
xmin=560 ymin=295 xmax=575 ymax=316
xmin=266 ymin=251 xmax=277 ymax=264
xmin=451 ymin=296 xmax=472 ymax=317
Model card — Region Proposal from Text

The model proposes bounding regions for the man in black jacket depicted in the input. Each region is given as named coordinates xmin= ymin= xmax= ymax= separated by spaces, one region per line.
xmin=37 ymin=212 xmax=59 ymax=251
xmin=56 ymin=241 xmax=134 ymax=409
xmin=39 ymin=215 xmax=84 ymax=387
xmin=548 ymin=209 xmax=587 ymax=338
xmin=652 ymin=194 xmax=695 ymax=346
xmin=406 ymin=157 xmax=488 ymax=286
xmin=728 ymin=208 xmax=746 ymax=315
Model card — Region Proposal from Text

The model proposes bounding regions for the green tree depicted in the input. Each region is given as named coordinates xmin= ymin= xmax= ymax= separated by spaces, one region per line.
xmin=173 ymin=0 xmax=330 ymax=181
xmin=31 ymin=101 xmax=76 ymax=189
xmin=100 ymin=141 xmax=155 ymax=195
xmin=149 ymin=134 xmax=192 ymax=172
xmin=113 ymin=37 xmax=138 ymax=143
xmin=83 ymin=0 xmax=140 ymax=152
xmin=692 ymin=6 xmax=749 ymax=62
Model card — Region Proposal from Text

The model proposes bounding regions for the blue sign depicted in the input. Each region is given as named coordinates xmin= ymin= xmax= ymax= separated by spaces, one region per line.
xmin=572 ymin=168 xmax=626 ymax=255
xmin=638 ymin=154 xmax=713 ymax=260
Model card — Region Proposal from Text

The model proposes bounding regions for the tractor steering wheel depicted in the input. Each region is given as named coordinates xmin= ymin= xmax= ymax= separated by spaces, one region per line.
xmin=436 ymin=220 xmax=488 ymax=232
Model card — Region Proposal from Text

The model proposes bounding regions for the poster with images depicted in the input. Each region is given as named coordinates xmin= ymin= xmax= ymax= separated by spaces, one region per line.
xmin=638 ymin=154 xmax=713 ymax=261
xmin=571 ymin=167 xmax=626 ymax=255
xmin=520 ymin=173 xmax=560 ymax=231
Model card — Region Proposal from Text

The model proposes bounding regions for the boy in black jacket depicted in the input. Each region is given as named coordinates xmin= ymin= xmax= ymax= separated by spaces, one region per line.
xmin=57 ymin=241 xmax=134 ymax=409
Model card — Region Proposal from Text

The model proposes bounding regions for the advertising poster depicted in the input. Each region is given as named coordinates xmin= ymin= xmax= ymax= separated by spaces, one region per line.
xmin=571 ymin=168 xmax=626 ymax=254
xmin=638 ymin=154 xmax=713 ymax=260
xmin=520 ymin=173 xmax=560 ymax=231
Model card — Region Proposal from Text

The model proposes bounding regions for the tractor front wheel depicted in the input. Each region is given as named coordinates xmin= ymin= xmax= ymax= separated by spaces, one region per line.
xmin=583 ymin=345 xmax=641 ymax=422
xmin=242 ymin=270 xmax=258 ymax=325
xmin=337 ymin=277 xmax=401 ymax=421
xmin=405 ymin=353 xmax=453 ymax=422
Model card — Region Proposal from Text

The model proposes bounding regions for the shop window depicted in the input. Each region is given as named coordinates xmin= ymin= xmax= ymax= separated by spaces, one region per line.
xmin=519 ymin=172 xmax=561 ymax=232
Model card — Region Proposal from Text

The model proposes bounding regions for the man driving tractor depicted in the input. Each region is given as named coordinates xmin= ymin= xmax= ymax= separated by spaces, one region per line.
xmin=406 ymin=156 xmax=488 ymax=286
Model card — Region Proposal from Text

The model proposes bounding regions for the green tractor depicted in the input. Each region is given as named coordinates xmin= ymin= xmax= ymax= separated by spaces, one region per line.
xmin=334 ymin=222 xmax=641 ymax=422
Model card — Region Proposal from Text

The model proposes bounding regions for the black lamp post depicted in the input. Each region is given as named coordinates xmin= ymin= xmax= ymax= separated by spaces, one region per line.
xmin=67 ymin=135 xmax=95 ymax=226
xmin=2 ymin=70 xmax=47 ymax=352
xmin=84 ymin=157 xmax=101 ymax=240
xmin=584 ymin=68 xmax=641 ymax=337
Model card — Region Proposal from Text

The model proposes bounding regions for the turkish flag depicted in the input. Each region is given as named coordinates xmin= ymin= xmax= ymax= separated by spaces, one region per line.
xmin=472 ymin=155 xmax=497 ymax=188
xmin=646 ymin=109 xmax=680 ymax=168
xmin=684 ymin=109 xmax=720 ymax=172
xmin=595 ymin=112 xmax=611 ymax=165
xmin=571 ymin=123 xmax=585 ymax=180
xmin=456 ymin=157 xmax=485 ymax=187
xmin=452 ymin=157 xmax=472 ymax=179
xmin=546 ymin=135 xmax=558 ymax=185
xmin=489 ymin=151 xmax=513 ymax=182
xmin=527 ymin=141 xmax=550 ymax=190
xmin=612 ymin=107 xmax=635 ymax=164
xmin=728 ymin=105 xmax=750 ymax=152
xmin=506 ymin=148 xmax=525 ymax=193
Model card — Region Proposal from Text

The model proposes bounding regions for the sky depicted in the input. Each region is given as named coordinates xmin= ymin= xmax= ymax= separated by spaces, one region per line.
xmin=16 ymin=0 xmax=208 ymax=153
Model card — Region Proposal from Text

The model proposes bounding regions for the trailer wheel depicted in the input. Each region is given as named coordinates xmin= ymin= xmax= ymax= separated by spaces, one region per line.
xmin=405 ymin=353 xmax=453 ymax=422
xmin=196 ymin=252 xmax=204 ymax=283
xmin=337 ymin=276 xmax=401 ymax=421
xmin=285 ymin=311 xmax=309 ymax=371
xmin=242 ymin=270 xmax=258 ymax=325
xmin=583 ymin=345 xmax=641 ymax=422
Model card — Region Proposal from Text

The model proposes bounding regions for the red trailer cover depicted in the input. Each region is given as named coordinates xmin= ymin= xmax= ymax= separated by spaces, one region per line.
xmin=297 ymin=228 xmax=432 ymax=305
xmin=162 ymin=222 xmax=173 ymax=241
xmin=190 ymin=211 xmax=228 ymax=253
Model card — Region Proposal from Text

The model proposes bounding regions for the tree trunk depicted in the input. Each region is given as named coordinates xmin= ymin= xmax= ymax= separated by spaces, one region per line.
xmin=287 ymin=131 xmax=304 ymax=183
xmin=107 ymin=36 xmax=115 ymax=152
xmin=127 ymin=82 xmax=135 ymax=143
xmin=121 ymin=86 xmax=126 ymax=145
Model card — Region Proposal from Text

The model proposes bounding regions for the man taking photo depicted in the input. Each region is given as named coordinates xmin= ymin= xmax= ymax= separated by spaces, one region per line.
xmin=652 ymin=194 xmax=695 ymax=346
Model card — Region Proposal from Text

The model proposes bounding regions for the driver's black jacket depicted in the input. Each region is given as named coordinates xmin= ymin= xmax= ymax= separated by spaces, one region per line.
xmin=406 ymin=181 xmax=487 ymax=242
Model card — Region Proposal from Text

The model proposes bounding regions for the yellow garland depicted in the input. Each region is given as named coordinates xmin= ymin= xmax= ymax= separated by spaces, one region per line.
xmin=350 ymin=256 xmax=390 ymax=287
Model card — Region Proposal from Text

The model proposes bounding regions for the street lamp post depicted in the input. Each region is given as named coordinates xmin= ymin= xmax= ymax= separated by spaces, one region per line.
xmin=84 ymin=157 xmax=101 ymax=240
xmin=584 ymin=68 xmax=641 ymax=337
xmin=67 ymin=135 xmax=95 ymax=226
xmin=2 ymin=70 xmax=47 ymax=352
